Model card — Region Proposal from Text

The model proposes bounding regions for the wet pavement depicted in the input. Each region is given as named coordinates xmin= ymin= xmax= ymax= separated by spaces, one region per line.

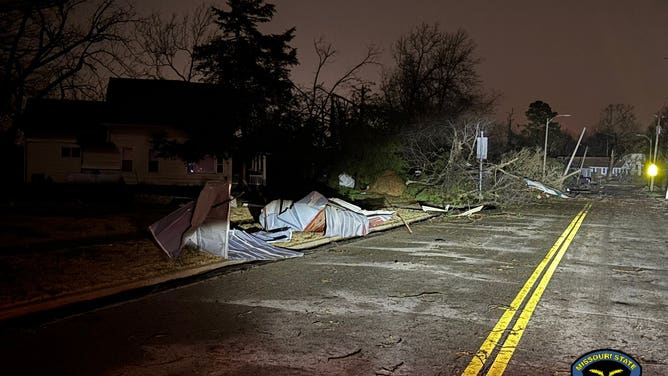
xmin=1 ymin=182 xmax=666 ymax=375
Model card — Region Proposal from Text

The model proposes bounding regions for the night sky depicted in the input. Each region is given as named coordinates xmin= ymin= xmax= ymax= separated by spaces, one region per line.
xmin=141 ymin=0 xmax=668 ymax=134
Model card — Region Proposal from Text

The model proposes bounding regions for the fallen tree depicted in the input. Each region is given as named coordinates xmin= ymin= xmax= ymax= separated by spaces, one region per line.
xmin=402 ymin=117 xmax=571 ymax=207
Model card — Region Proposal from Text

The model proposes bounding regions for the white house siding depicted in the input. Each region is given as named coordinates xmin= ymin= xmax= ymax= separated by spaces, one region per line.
xmin=25 ymin=138 xmax=82 ymax=183
xmin=25 ymin=125 xmax=233 ymax=186
xmin=82 ymin=148 xmax=121 ymax=170
xmin=109 ymin=125 xmax=232 ymax=185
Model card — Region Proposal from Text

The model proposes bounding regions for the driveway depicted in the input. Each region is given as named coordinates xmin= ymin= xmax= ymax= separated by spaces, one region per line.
xmin=1 ymin=182 xmax=666 ymax=375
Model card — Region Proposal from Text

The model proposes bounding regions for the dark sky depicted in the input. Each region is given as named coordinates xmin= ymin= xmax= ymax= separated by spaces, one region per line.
xmin=142 ymin=0 xmax=668 ymax=134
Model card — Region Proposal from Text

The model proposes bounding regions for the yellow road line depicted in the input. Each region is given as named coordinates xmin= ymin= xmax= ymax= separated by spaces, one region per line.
xmin=461 ymin=203 xmax=591 ymax=376
xmin=486 ymin=203 xmax=590 ymax=375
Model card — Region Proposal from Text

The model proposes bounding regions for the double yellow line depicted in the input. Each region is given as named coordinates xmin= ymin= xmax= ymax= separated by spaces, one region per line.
xmin=462 ymin=203 xmax=591 ymax=376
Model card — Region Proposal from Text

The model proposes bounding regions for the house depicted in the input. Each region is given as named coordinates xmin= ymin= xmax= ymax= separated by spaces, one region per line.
xmin=21 ymin=78 xmax=264 ymax=186
xmin=567 ymin=156 xmax=634 ymax=178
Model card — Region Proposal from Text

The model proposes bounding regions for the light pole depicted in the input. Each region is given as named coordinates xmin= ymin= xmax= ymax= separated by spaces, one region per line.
xmin=543 ymin=114 xmax=571 ymax=178
xmin=650 ymin=115 xmax=664 ymax=192
xmin=635 ymin=133 xmax=652 ymax=163
xmin=653 ymin=115 xmax=663 ymax=164
xmin=636 ymin=133 xmax=655 ymax=190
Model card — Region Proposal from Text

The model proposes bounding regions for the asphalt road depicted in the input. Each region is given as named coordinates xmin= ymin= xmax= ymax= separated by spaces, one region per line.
xmin=1 ymin=182 xmax=666 ymax=375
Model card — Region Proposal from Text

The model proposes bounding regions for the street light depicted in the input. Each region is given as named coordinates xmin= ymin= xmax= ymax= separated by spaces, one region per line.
xmin=543 ymin=114 xmax=571 ymax=178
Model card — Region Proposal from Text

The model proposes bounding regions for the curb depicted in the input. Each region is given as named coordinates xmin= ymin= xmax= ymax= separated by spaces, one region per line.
xmin=0 ymin=260 xmax=246 ymax=322
xmin=0 ymin=212 xmax=436 ymax=322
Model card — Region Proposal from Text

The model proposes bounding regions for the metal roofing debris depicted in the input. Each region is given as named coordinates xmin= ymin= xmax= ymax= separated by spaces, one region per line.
xmin=150 ymin=185 xmax=397 ymax=261
xmin=455 ymin=205 xmax=484 ymax=217
xmin=524 ymin=178 xmax=570 ymax=198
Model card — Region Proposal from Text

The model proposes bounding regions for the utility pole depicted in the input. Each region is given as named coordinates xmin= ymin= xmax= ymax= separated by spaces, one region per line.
xmin=543 ymin=114 xmax=572 ymax=178
xmin=653 ymin=116 xmax=662 ymax=164
xmin=506 ymin=108 xmax=514 ymax=148
xmin=564 ymin=127 xmax=586 ymax=176
xmin=651 ymin=114 xmax=663 ymax=192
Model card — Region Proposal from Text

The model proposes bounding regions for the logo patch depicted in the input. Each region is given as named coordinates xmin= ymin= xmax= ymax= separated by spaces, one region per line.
xmin=572 ymin=349 xmax=641 ymax=376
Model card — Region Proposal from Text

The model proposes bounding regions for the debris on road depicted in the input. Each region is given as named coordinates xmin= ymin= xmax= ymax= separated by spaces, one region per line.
xmin=455 ymin=205 xmax=485 ymax=217
xmin=150 ymin=185 xmax=402 ymax=261
xmin=149 ymin=181 xmax=303 ymax=261
xmin=524 ymin=178 xmax=570 ymax=198
xmin=260 ymin=191 xmax=395 ymax=238
xmin=375 ymin=361 xmax=405 ymax=375
xmin=421 ymin=204 xmax=450 ymax=213
xmin=327 ymin=348 xmax=362 ymax=361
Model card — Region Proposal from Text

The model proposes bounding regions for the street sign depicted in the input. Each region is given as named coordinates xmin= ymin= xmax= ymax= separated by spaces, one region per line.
xmin=477 ymin=136 xmax=488 ymax=160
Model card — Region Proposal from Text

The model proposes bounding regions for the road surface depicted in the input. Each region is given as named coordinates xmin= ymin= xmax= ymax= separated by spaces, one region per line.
xmin=1 ymin=182 xmax=666 ymax=375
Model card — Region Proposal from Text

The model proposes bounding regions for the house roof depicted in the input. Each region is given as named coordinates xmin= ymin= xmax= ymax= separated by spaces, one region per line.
xmin=21 ymin=78 xmax=236 ymax=141
xmin=105 ymin=78 xmax=232 ymax=127
xmin=570 ymin=156 xmax=627 ymax=168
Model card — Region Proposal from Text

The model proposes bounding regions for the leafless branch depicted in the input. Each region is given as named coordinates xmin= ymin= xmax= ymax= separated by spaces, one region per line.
xmin=130 ymin=2 xmax=215 ymax=82
xmin=1 ymin=0 xmax=137 ymax=128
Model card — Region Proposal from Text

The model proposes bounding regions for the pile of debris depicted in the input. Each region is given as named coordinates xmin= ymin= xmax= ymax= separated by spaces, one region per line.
xmin=149 ymin=182 xmax=397 ymax=262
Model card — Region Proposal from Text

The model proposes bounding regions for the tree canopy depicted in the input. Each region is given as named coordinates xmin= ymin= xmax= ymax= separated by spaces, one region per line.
xmin=192 ymin=0 xmax=297 ymax=159
xmin=521 ymin=100 xmax=557 ymax=146
xmin=587 ymin=104 xmax=640 ymax=158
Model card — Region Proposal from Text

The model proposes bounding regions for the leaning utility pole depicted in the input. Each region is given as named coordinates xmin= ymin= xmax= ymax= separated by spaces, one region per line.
xmin=564 ymin=127 xmax=586 ymax=176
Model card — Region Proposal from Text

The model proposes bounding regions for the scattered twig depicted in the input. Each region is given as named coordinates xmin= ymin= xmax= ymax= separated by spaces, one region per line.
xmin=236 ymin=310 xmax=253 ymax=317
xmin=611 ymin=267 xmax=644 ymax=274
xmin=327 ymin=348 xmax=362 ymax=361
xmin=396 ymin=213 xmax=413 ymax=234
xmin=375 ymin=361 xmax=405 ymax=375
xmin=388 ymin=291 xmax=441 ymax=298
xmin=377 ymin=336 xmax=403 ymax=348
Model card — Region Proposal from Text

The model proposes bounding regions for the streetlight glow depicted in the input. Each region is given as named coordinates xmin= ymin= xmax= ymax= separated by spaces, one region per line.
xmin=647 ymin=163 xmax=658 ymax=177
xmin=543 ymin=114 xmax=572 ymax=178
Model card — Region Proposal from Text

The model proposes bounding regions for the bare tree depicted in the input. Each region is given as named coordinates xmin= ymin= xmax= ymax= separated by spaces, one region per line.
xmin=291 ymin=38 xmax=381 ymax=147
xmin=294 ymin=38 xmax=380 ymax=126
xmin=131 ymin=2 xmax=215 ymax=82
xmin=382 ymin=23 xmax=493 ymax=124
xmin=0 ymin=0 xmax=136 ymax=130
xmin=589 ymin=104 xmax=640 ymax=177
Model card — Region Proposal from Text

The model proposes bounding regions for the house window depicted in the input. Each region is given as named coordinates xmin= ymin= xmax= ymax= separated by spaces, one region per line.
xmin=248 ymin=154 xmax=266 ymax=186
xmin=61 ymin=146 xmax=80 ymax=158
xmin=121 ymin=147 xmax=133 ymax=172
xmin=187 ymin=155 xmax=216 ymax=174
xmin=148 ymin=149 xmax=159 ymax=173
xmin=217 ymin=158 xmax=225 ymax=173
xmin=250 ymin=154 xmax=264 ymax=173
